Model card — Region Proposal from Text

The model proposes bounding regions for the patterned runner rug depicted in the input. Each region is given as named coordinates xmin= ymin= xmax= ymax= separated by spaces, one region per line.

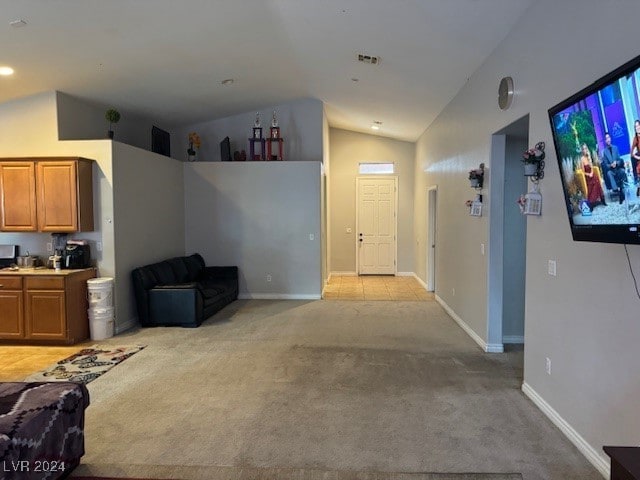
xmin=24 ymin=345 xmax=145 ymax=384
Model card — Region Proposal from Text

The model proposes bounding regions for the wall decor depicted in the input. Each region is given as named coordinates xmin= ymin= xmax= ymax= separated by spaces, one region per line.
xmin=522 ymin=141 xmax=545 ymax=181
xmin=468 ymin=163 xmax=485 ymax=189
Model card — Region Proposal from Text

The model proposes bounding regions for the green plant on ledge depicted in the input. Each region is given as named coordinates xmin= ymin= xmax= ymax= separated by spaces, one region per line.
xmin=105 ymin=108 xmax=121 ymax=139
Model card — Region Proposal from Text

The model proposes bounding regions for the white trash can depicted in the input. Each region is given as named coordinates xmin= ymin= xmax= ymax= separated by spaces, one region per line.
xmin=87 ymin=277 xmax=114 ymax=308
xmin=88 ymin=306 xmax=114 ymax=340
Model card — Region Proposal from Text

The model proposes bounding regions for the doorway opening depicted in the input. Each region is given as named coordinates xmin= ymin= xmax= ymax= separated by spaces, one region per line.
xmin=487 ymin=115 xmax=529 ymax=353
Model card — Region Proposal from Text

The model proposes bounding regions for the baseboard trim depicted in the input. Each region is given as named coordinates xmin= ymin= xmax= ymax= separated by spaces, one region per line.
xmin=412 ymin=273 xmax=429 ymax=291
xmin=435 ymin=295 xmax=503 ymax=353
xmin=521 ymin=382 xmax=609 ymax=479
xmin=238 ymin=293 xmax=321 ymax=300
xmin=330 ymin=271 xmax=357 ymax=276
xmin=396 ymin=271 xmax=413 ymax=277
xmin=503 ymin=335 xmax=525 ymax=344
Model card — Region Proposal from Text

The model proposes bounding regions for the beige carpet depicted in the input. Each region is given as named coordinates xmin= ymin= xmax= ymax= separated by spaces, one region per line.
xmin=71 ymin=299 xmax=600 ymax=480
xmin=72 ymin=465 xmax=522 ymax=479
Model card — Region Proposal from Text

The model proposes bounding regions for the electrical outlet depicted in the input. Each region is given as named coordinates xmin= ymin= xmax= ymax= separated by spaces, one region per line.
xmin=548 ymin=260 xmax=557 ymax=276
xmin=266 ymin=274 xmax=272 ymax=282
xmin=452 ymin=288 xmax=455 ymax=296
xmin=309 ymin=234 xmax=314 ymax=241
xmin=96 ymin=241 xmax=103 ymax=252
xmin=46 ymin=243 xmax=53 ymax=252
xmin=346 ymin=227 xmax=352 ymax=233
xmin=545 ymin=357 xmax=552 ymax=375
xmin=480 ymin=243 xmax=485 ymax=256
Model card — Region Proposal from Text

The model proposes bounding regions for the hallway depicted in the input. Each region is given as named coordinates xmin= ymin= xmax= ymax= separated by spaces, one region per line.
xmin=323 ymin=275 xmax=434 ymax=301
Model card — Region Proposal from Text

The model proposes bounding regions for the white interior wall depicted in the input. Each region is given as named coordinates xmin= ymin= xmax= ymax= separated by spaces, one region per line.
xmin=173 ymin=98 xmax=324 ymax=163
xmin=56 ymin=91 xmax=167 ymax=151
xmin=329 ymin=128 xmax=415 ymax=274
xmin=111 ymin=142 xmax=185 ymax=331
xmin=413 ymin=0 xmax=640 ymax=474
xmin=184 ymin=161 xmax=322 ymax=298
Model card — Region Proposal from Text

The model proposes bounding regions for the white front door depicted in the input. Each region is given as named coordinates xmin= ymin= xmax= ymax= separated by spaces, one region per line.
xmin=357 ymin=177 xmax=397 ymax=275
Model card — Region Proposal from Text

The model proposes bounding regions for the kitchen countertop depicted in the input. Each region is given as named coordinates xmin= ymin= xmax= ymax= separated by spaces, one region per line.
xmin=0 ymin=267 xmax=96 ymax=276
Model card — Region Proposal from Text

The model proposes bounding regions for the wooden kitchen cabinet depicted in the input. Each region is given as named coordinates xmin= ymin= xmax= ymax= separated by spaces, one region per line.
xmin=0 ymin=269 xmax=96 ymax=345
xmin=0 ymin=158 xmax=94 ymax=232
xmin=0 ymin=162 xmax=37 ymax=231
xmin=0 ymin=276 xmax=24 ymax=339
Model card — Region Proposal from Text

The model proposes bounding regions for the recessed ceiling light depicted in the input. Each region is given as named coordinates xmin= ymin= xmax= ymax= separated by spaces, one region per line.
xmin=371 ymin=121 xmax=382 ymax=130
xmin=221 ymin=78 xmax=234 ymax=86
xmin=9 ymin=19 xmax=27 ymax=28
xmin=351 ymin=78 xmax=359 ymax=83
xmin=0 ymin=67 xmax=15 ymax=76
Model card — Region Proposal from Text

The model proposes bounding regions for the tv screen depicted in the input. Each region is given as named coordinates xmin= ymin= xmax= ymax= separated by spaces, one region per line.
xmin=151 ymin=126 xmax=171 ymax=157
xmin=548 ymin=53 xmax=640 ymax=244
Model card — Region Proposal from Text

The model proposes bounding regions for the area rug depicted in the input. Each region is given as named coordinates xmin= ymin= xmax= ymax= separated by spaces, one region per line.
xmin=24 ymin=345 xmax=145 ymax=384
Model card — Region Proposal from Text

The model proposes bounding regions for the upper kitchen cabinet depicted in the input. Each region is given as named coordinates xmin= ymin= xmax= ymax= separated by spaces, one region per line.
xmin=0 ymin=158 xmax=94 ymax=232
xmin=0 ymin=162 xmax=37 ymax=231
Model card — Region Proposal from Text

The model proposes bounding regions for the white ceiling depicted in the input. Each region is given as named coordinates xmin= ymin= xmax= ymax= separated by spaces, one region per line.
xmin=0 ymin=0 xmax=535 ymax=141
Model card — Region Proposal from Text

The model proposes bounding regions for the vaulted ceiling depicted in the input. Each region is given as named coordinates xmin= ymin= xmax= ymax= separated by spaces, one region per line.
xmin=0 ymin=0 xmax=535 ymax=141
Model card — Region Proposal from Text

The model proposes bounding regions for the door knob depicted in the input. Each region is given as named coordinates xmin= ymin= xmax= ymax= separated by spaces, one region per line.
xmin=359 ymin=238 xmax=363 ymax=242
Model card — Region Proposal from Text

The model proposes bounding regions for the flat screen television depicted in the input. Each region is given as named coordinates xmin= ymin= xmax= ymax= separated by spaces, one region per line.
xmin=548 ymin=53 xmax=640 ymax=244
xmin=151 ymin=126 xmax=171 ymax=157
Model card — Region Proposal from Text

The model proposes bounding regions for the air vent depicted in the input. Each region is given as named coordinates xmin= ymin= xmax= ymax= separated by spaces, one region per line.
xmin=357 ymin=53 xmax=380 ymax=65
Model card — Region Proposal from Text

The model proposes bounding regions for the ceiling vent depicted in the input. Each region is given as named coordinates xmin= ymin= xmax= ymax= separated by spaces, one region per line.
xmin=357 ymin=54 xmax=380 ymax=65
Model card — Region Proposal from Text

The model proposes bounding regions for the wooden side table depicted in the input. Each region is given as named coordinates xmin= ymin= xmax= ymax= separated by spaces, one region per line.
xmin=604 ymin=446 xmax=640 ymax=480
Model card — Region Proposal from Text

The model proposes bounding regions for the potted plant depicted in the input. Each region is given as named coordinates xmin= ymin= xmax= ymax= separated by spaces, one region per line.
xmin=187 ymin=132 xmax=201 ymax=161
xmin=522 ymin=141 xmax=545 ymax=176
xmin=105 ymin=108 xmax=121 ymax=139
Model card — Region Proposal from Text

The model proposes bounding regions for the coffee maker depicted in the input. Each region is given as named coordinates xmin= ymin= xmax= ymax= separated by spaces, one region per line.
xmin=63 ymin=241 xmax=91 ymax=269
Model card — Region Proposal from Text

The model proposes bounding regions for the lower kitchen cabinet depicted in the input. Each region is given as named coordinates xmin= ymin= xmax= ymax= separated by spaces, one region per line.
xmin=0 ymin=268 xmax=96 ymax=344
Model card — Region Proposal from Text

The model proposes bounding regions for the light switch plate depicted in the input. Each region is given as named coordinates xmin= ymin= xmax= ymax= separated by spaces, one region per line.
xmin=548 ymin=260 xmax=556 ymax=276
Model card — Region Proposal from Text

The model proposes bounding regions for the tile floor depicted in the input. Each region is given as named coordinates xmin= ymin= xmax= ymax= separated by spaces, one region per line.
xmin=0 ymin=342 xmax=93 ymax=382
xmin=323 ymin=275 xmax=434 ymax=301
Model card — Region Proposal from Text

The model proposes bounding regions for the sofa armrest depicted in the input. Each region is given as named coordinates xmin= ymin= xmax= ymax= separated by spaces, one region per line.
xmin=149 ymin=286 xmax=203 ymax=327
xmin=201 ymin=266 xmax=238 ymax=280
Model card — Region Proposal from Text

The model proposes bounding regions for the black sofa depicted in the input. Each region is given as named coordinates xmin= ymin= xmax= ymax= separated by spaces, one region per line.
xmin=131 ymin=253 xmax=238 ymax=327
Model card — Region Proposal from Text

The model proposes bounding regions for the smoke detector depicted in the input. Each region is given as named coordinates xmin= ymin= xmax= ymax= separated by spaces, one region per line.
xmin=357 ymin=53 xmax=380 ymax=65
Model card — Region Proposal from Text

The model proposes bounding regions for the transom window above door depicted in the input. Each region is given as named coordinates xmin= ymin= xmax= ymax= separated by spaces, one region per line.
xmin=358 ymin=163 xmax=395 ymax=175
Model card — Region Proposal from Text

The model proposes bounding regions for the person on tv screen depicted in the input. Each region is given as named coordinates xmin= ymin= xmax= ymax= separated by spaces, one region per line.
xmin=580 ymin=143 xmax=607 ymax=209
xmin=601 ymin=132 xmax=626 ymax=201
xmin=631 ymin=119 xmax=640 ymax=185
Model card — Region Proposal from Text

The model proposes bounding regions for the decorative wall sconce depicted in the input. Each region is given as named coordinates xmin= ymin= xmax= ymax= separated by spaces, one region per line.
xmin=468 ymin=163 xmax=485 ymax=189
xmin=522 ymin=142 xmax=546 ymax=182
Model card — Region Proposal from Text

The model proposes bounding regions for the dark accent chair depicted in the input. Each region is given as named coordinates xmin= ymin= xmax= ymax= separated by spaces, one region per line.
xmin=131 ymin=253 xmax=238 ymax=327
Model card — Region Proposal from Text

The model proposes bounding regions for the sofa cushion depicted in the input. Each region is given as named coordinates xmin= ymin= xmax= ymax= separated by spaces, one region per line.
xmin=167 ymin=257 xmax=190 ymax=283
xmin=149 ymin=261 xmax=177 ymax=285
xmin=183 ymin=254 xmax=205 ymax=281
xmin=197 ymin=283 xmax=223 ymax=299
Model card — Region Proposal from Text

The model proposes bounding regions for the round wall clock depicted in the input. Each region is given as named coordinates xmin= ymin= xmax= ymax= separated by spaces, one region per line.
xmin=498 ymin=76 xmax=514 ymax=110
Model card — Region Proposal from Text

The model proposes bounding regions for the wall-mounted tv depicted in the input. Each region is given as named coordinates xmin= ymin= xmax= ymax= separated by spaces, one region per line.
xmin=548 ymin=53 xmax=640 ymax=244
